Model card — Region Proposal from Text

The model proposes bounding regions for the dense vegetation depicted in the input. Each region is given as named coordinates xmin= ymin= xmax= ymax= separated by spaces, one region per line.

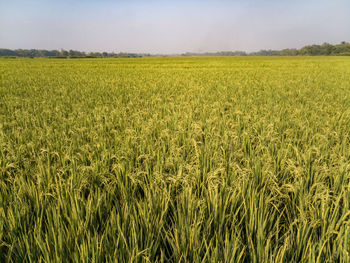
xmin=1 ymin=42 xmax=350 ymax=58
xmin=184 ymin=42 xmax=350 ymax=56
xmin=0 ymin=49 xmax=148 ymax=58
xmin=1 ymin=57 xmax=350 ymax=262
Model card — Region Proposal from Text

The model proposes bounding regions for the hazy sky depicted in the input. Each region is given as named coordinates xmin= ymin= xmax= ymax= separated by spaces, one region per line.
xmin=1 ymin=0 xmax=350 ymax=53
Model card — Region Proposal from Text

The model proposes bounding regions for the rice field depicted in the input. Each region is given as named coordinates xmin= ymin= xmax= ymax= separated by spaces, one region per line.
xmin=1 ymin=57 xmax=350 ymax=262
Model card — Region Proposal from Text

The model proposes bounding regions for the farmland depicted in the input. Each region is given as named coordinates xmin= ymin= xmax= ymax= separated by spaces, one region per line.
xmin=1 ymin=57 xmax=350 ymax=262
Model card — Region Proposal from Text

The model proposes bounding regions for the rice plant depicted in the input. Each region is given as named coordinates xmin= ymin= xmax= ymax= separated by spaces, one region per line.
xmin=1 ymin=56 xmax=350 ymax=262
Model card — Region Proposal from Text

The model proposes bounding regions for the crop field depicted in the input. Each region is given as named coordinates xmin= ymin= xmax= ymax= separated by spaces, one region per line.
xmin=1 ymin=57 xmax=350 ymax=262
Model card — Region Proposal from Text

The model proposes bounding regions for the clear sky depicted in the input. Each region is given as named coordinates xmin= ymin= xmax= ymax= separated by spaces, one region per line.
xmin=1 ymin=0 xmax=350 ymax=54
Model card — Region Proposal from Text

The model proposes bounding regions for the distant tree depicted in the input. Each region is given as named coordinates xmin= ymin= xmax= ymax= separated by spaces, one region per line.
xmin=280 ymin=49 xmax=297 ymax=56
xmin=60 ymin=49 xmax=69 ymax=57
xmin=0 ymin=49 xmax=17 ymax=56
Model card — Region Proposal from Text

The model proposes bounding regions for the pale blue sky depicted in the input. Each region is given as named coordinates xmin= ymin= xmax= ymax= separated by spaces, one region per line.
xmin=1 ymin=0 xmax=349 ymax=53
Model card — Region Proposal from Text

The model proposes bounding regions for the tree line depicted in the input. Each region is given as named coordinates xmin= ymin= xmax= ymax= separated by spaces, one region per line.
xmin=1 ymin=42 xmax=350 ymax=57
xmin=183 ymin=42 xmax=350 ymax=56
xmin=0 ymin=48 xmax=150 ymax=58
